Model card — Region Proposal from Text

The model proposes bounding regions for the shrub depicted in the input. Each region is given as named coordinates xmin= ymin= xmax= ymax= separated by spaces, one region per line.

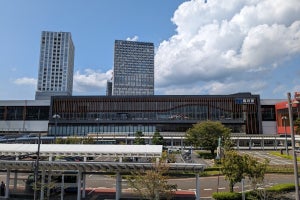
xmin=266 ymin=183 xmax=295 ymax=193
xmin=212 ymin=192 xmax=242 ymax=200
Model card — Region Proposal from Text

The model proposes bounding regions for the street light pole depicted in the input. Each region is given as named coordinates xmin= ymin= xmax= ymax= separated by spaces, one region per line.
xmin=287 ymin=92 xmax=299 ymax=200
xmin=282 ymin=116 xmax=289 ymax=155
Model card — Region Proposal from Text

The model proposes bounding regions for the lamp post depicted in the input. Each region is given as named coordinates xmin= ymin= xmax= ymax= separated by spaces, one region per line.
xmin=287 ymin=92 xmax=299 ymax=200
xmin=281 ymin=116 xmax=289 ymax=155
xmin=52 ymin=114 xmax=60 ymax=141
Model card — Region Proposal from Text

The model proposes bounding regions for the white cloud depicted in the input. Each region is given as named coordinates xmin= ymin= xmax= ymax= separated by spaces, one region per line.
xmin=155 ymin=0 xmax=300 ymax=96
xmin=126 ymin=35 xmax=139 ymax=41
xmin=73 ymin=69 xmax=113 ymax=93
xmin=14 ymin=77 xmax=37 ymax=85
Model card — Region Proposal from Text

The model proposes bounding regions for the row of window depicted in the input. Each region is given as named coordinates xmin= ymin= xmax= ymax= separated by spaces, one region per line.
xmin=49 ymin=123 xmax=246 ymax=137
xmin=0 ymin=106 xmax=49 ymax=120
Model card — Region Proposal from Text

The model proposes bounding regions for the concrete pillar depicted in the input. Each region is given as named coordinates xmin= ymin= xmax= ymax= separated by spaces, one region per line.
xmin=13 ymin=171 xmax=18 ymax=192
xmin=171 ymin=138 xmax=174 ymax=147
xmin=119 ymin=157 xmax=122 ymax=163
xmin=77 ymin=171 xmax=82 ymax=200
xmin=40 ymin=170 xmax=45 ymax=200
xmin=115 ymin=172 xmax=122 ymax=200
xmin=84 ymin=157 xmax=87 ymax=162
xmin=195 ymin=173 xmax=200 ymax=200
xmin=82 ymin=173 xmax=86 ymax=198
xmin=237 ymin=139 xmax=240 ymax=150
xmin=61 ymin=174 xmax=64 ymax=200
xmin=49 ymin=156 xmax=52 ymax=161
xmin=180 ymin=137 xmax=183 ymax=149
xmin=5 ymin=169 xmax=10 ymax=198
xmin=47 ymin=171 xmax=52 ymax=198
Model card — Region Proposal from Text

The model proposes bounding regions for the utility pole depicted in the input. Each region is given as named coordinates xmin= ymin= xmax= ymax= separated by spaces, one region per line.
xmin=287 ymin=92 xmax=299 ymax=200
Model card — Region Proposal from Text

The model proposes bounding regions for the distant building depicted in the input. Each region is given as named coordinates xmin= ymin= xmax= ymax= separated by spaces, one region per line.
xmin=35 ymin=31 xmax=75 ymax=100
xmin=275 ymin=92 xmax=300 ymax=135
xmin=112 ymin=40 xmax=154 ymax=96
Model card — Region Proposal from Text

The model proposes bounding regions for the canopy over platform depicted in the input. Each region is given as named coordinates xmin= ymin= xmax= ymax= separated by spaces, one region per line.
xmin=0 ymin=160 xmax=205 ymax=173
xmin=0 ymin=144 xmax=162 ymax=158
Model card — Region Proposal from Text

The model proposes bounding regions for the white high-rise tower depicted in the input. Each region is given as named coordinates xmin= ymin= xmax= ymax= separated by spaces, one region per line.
xmin=35 ymin=31 xmax=75 ymax=100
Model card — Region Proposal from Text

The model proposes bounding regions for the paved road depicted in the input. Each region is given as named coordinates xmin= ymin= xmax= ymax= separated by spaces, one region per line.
xmin=83 ymin=173 xmax=295 ymax=198
xmin=239 ymin=150 xmax=294 ymax=165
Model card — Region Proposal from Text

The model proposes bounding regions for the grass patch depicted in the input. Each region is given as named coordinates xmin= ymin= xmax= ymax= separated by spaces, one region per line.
xmin=266 ymin=165 xmax=294 ymax=173
xmin=269 ymin=151 xmax=300 ymax=161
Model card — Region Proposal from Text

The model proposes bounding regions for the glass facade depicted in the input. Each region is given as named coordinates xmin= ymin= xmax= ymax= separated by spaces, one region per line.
xmin=0 ymin=106 xmax=49 ymax=121
xmin=35 ymin=31 xmax=75 ymax=100
xmin=49 ymin=93 xmax=262 ymax=136
xmin=113 ymin=40 xmax=154 ymax=96
xmin=261 ymin=105 xmax=276 ymax=121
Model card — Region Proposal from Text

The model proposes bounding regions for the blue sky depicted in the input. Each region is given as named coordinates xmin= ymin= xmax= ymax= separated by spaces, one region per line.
xmin=0 ymin=0 xmax=300 ymax=100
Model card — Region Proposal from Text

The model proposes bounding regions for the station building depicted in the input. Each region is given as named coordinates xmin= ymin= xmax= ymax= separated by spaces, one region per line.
xmin=48 ymin=93 xmax=262 ymax=137
xmin=0 ymin=92 xmax=286 ymax=137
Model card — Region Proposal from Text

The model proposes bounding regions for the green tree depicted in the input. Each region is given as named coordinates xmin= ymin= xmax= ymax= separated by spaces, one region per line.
xmin=82 ymin=136 xmax=95 ymax=144
xmin=152 ymin=130 xmax=164 ymax=145
xmin=128 ymin=161 xmax=177 ymax=200
xmin=55 ymin=136 xmax=95 ymax=144
xmin=294 ymin=118 xmax=300 ymax=135
xmin=221 ymin=150 xmax=269 ymax=192
xmin=185 ymin=121 xmax=232 ymax=155
xmin=221 ymin=150 xmax=245 ymax=192
xmin=244 ymin=154 xmax=269 ymax=190
xmin=134 ymin=131 xmax=145 ymax=145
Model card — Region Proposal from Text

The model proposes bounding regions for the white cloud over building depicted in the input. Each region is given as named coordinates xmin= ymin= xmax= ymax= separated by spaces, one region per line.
xmin=155 ymin=0 xmax=300 ymax=96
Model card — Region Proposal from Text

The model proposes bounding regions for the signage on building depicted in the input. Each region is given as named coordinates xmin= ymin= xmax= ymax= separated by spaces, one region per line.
xmin=295 ymin=92 xmax=300 ymax=100
xmin=235 ymin=98 xmax=255 ymax=104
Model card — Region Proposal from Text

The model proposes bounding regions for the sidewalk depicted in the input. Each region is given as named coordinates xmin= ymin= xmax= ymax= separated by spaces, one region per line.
xmin=6 ymin=188 xmax=196 ymax=200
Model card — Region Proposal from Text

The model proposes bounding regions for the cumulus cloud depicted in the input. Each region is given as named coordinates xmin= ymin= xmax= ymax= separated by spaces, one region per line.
xmin=73 ymin=69 xmax=113 ymax=93
xmin=14 ymin=77 xmax=37 ymax=85
xmin=126 ymin=35 xmax=139 ymax=41
xmin=155 ymin=0 xmax=300 ymax=96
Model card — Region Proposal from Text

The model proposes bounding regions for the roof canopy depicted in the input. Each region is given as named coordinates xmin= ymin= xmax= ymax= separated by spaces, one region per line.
xmin=0 ymin=144 xmax=162 ymax=158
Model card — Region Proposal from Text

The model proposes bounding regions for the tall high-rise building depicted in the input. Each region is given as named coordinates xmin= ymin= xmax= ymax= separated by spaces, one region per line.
xmin=35 ymin=31 xmax=75 ymax=100
xmin=112 ymin=40 xmax=154 ymax=96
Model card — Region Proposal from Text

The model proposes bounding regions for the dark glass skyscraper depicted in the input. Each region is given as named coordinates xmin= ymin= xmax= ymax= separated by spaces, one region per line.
xmin=113 ymin=40 xmax=154 ymax=96
xmin=35 ymin=31 xmax=75 ymax=100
